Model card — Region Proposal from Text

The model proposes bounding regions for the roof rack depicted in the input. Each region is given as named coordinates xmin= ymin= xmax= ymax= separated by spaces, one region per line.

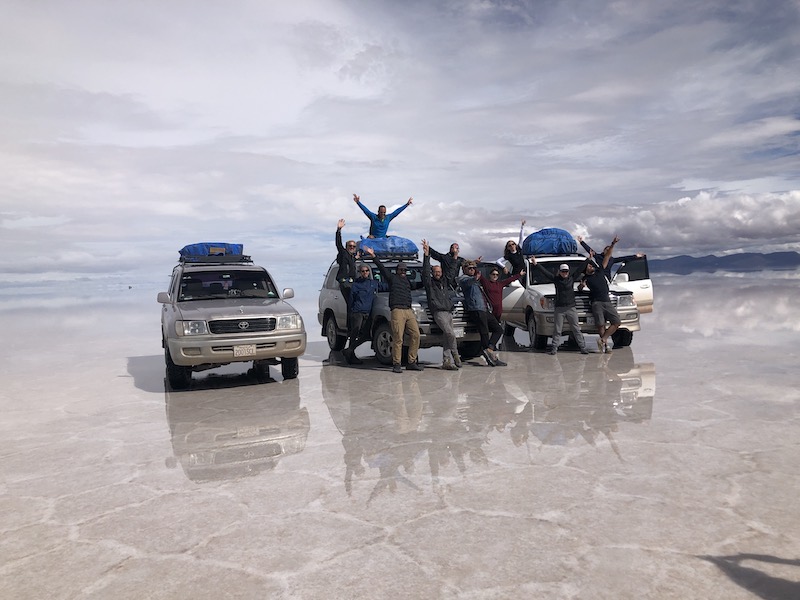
xmin=180 ymin=254 xmax=253 ymax=264
xmin=372 ymin=251 xmax=419 ymax=261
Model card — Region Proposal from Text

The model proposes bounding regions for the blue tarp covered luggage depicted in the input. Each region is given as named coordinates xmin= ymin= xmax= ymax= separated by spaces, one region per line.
xmin=179 ymin=242 xmax=244 ymax=257
xmin=357 ymin=236 xmax=418 ymax=256
xmin=521 ymin=228 xmax=577 ymax=255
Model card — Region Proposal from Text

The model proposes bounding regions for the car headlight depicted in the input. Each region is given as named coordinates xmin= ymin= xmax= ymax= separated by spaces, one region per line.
xmin=539 ymin=297 xmax=555 ymax=310
xmin=277 ymin=314 xmax=302 ymax=330
xmin=176 ymin=320 xmax=208 ymax=336
xmin=412 ymin=305 xmax=428 ymax=322
xmin=616 ymin=295 xmax=636 ymax=307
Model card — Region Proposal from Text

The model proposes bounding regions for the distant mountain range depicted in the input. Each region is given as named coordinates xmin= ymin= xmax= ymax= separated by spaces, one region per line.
xmin=649 ymin=251 xmax=800 ymax=274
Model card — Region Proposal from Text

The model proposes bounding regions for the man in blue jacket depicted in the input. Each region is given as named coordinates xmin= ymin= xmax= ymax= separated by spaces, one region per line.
xmin=343 ymin=247 xmax=389 ymax=365
xmin=353 ymin=193 xmax=413 ymax=238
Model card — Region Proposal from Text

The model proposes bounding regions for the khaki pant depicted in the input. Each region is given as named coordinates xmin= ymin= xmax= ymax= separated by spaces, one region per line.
xmin=390 ymin=308 xmax=420 ymax=365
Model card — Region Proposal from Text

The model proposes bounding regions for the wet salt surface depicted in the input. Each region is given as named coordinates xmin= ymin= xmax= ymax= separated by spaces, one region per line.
xmin=1 ymin=272 xmax=798 ymax=599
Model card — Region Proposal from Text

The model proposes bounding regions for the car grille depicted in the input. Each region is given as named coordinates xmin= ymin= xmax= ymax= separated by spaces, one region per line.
xmin=213 ymin=442 xmax=283 ymax=465
xmin=209 ymin=318 xmax=276 ymax=334
xmin=574 ymin=296 xmax=623 ymax=312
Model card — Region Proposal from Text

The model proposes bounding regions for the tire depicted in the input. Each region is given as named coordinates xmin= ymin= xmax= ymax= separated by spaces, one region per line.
xmin=165 ymin=348 xmax=192 ymax=390
xmin=611 ymin=329 xmax=633 ymax=348
xmin=372 ymin=322 xmax=394 ymax=365
xmin=526 ymin=313 xmax=548 ymax=350
xmin=253 ymin=359 xmax=271 ymax=383
xmin=281 ymin=357 xmax=299 ymax=380
xmin=325 ymin=313 xmax=347 ymax=351
xmin=457 ymin=340 xmax=483 ymax=360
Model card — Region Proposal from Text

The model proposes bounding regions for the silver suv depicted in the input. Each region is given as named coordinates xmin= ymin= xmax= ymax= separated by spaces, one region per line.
xmin=318 ymin=255 xmax=482 ymax=364
xmin=495 ymin=253 xmax=645 ymax=350
xmin=157 ymin=247 xmax=306 ymax=388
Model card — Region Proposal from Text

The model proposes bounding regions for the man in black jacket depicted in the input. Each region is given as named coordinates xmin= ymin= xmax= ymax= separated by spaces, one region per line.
xmin=422 ymin=239 xmax=460 ymax=370
xmin=530 ymin=256 xmax=591 ymax=355
xmin=335 ymin=219 xmax=361 ymax=323
xmin=428 ymin=242 xmax=481 ymax=290
xmin=371 ymin=254 xmax=423 ymax=373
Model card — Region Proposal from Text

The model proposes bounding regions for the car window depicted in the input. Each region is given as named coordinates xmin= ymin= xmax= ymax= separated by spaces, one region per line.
xmin=613 ymin=256 xmax=649 ymax=281
xmin=178 ymin=270 xmax=278 ymax=300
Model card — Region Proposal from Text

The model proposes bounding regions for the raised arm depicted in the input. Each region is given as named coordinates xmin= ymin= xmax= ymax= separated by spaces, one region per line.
xmin=353 ymin=194 xmax=376 ymax=219
xmin=371 ymin=253 xmax=390 ymax=282
xmin=529 ymin=256 xmax=554 ymax=281
xmin=576 ymin=235 xmax=595 ymax=256
xmin=386 ymin=197 xmax=413 ymax=220
xmin=428 ymin=245 xmax=446 ymax=262
xmin=602 ymin=236 xmax=620 ymax=269
xmin=335 ymin=219 xmax=346 ymax=252
xmin=518 ymin=219 xmax=526 ymax=247
xmin=421 ymin=239 xmax=431 ymax=287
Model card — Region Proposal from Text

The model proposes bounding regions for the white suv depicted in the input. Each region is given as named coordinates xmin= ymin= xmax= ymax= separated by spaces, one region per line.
xmin=157 ymin=246 xmax=306 ymax=388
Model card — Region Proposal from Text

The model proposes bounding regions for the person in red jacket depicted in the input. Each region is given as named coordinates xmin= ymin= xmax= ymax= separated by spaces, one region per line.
xmin=480 ymin=265 xmax=525 ymax=322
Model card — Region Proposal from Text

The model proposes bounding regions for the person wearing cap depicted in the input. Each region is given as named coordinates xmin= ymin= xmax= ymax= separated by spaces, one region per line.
xmin=579 ymin=250 xmax=621 ymax=354
xmin=371 ymin=253 xmax=423 ymax=373
xmin=458 ymin=261 xmax=507 ymax=367
xmin=421 ymin=239 xmax=461 ymax=370
xmin=335 ymin=219 xmax=362 ymax=324
xmin=343 ymin=247 xmax=389 ymax=365
xmin=353 ymin=193 xmax=413 ymax=238
xmin=529 ymin=255 xmax=591 ymax=355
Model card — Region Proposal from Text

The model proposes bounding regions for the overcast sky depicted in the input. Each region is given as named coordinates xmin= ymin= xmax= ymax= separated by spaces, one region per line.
xmin=1 ymin=0 xmax=799 ymax=282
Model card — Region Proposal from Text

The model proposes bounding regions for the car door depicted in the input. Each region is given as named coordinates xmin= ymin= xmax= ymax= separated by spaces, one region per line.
xmin=611 ymin=255 xmax=653 ymax=313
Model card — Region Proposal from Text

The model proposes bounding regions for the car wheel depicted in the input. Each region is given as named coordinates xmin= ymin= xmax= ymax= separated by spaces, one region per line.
xmin=457 ymin=340 xmax=483 ymax=360
xmin=253 ymin=359 xmax=271 ymax=382
xmin=526 ymin=313 xmax=548 ymax=350
xmin=281 ymin=357 xmax=299 ymax=380
xmin=612 ymin=329 xmax=633 ymax=347
xmin=325 ymin=313 xmax=347 ymax=351
xmin=165 ymin=348 xmax=192 ymax=390
xmin=372 ymin=322 xmax=394 ymax=365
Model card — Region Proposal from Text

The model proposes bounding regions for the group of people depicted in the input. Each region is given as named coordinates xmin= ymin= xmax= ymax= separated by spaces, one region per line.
xmin=334 ymin=194 xmax=634 ymax=373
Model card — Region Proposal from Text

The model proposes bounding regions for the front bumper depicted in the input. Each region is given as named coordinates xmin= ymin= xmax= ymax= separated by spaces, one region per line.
xmin=167 ymin=331 xmax=307 ymax=367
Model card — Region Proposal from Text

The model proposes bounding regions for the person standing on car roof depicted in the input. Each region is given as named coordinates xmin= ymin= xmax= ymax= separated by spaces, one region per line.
xmin=371 ymin=253 xmax=423 ymax=373
xmin=422 ymin=239 xmax=461 ymax=370
xmin=335 ymin=219 xmax=362 ymax=323
xmin=429 ymin=242 xmax=482 ymax=290
xmin=579 ymin=249 xmax=621 ymax=354
xmin=529 ymin=255 xmax=591 ymax=355
xmin=343 ymin=247 xmax=389 ymax=365
xmin=576 ymin=235 xmax=643 ymax=279
xmin=353 ymin=193 xmax=413 ymax=238
xmin=458 ymin=261 xmax=507 ymax=367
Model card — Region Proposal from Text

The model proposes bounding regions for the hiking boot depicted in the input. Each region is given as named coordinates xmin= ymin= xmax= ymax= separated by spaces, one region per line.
xmin=407 ymin=361 xmax=424 ymax=371
xmin=482 ymin=350 xmax=497 ymax=367
xmin=493 ymin=356 xmax=508 ymax=366
xmin=392 ymin=364 xmax=403 ymax=373
xmin=453 ymin=353 xmax=463 ymax=369
xmin=442 ymin=358 xmax=457 ymax=371
xmin=548 ymin=345 xmax=557 ymax=355
xmin=596 ymin=338 xmax=604 ymax=353
xmin=604 ymin=342 xmax=612 ymax=354
xmin=580 ymin=347 xmax=589 ymax=355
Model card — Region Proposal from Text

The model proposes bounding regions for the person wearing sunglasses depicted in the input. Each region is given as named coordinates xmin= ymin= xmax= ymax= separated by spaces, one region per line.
xmin=500 ymin=219 xmax=527 ymax=276
xmin=343 ymin=248 xmax=389 ymax=365
xmin=458 ymin=261 xmax=506 ymax=367
xmin=335 ymin=219 xmax=362 ymax=324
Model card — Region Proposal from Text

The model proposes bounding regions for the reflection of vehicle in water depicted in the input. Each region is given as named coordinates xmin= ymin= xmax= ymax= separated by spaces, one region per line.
xmin=319 ymin=348 xmax=656 ymax=500
xmin=520 ymin=349 xmax=655 ymax=457
xmin=164 ymin=376 xmax=309 ymax=482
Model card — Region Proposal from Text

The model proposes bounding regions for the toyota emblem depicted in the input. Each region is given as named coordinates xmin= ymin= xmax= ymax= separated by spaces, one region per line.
xmin=238 ymin=321 xmax=250 ymax=330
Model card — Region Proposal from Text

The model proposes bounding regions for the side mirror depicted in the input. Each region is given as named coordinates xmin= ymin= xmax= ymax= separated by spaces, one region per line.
xmin=282 ymin=288 xmax=295 ymax=299
xmin=157 ymin=292 xmax=171 ymax=303
xmin=615 ymin=273 xmax=629 ymax=283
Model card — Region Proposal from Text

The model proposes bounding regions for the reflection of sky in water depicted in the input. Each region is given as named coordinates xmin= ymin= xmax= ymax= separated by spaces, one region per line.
xmin=647 ymin=271 xmax=800 ymax=336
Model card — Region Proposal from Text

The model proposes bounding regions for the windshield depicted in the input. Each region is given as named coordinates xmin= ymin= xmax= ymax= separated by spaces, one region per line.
xmin=178 ymin=270 xmax=278 ymax=301
xmin=529 ymin=260 xmax=587 ymax=284
xmin=372 ymin=265 xmax=424 ymax=291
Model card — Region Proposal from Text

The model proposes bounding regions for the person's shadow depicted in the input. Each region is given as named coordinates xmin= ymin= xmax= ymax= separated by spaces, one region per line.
xmin=700 ymin=553 xmax=800 ymax=599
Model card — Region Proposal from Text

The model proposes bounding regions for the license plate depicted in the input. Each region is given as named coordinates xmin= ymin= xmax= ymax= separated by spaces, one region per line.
xmin=237 ymin=425 xmax=260 ymax=438
xmin=234 ymin=344 xmax=256 ymax=357
xmin=453 ymin=327 xmax=465 ymax=338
